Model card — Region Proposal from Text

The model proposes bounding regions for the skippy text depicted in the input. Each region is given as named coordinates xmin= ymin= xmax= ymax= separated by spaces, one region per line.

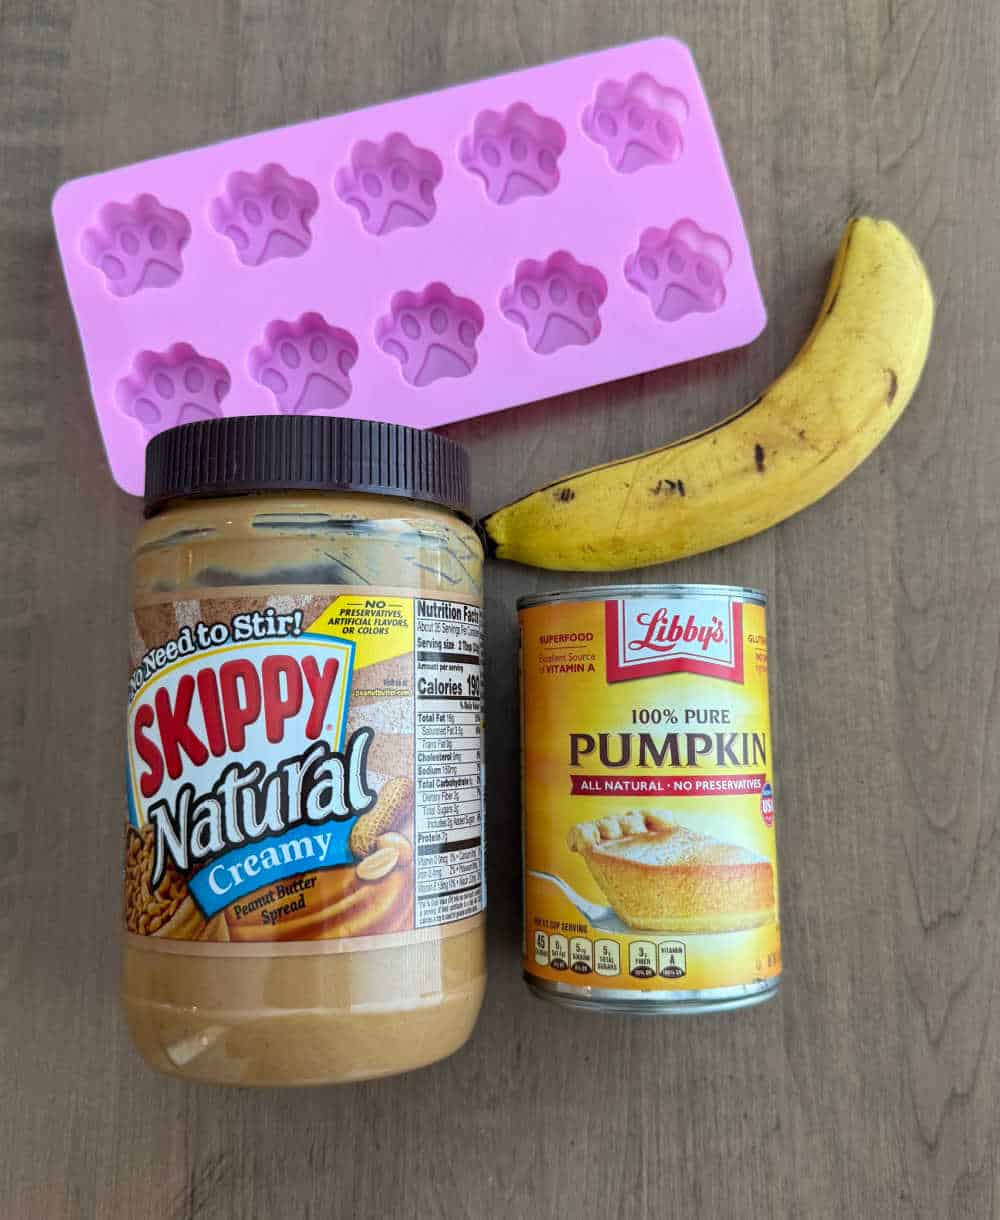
xmin=132 ymin=650 xmax=342 ymax=798
xmin=127 ymin=621 xmax=377 ymax=897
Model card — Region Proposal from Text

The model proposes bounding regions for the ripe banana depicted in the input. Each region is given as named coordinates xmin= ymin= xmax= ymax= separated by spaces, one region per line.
xmin=482 ymin=217 xmax=933 ymax=571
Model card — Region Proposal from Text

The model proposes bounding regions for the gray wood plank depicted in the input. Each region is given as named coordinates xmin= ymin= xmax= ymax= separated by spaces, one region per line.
xmin=1 ymin=1 xmax=997 ymax=1216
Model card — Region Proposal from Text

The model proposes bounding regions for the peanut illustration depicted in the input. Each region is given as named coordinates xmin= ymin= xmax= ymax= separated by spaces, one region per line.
xmin=123 ymin=823 xmax=206 ymax=939
xmin=154 ymin=895 xmax=206 ymax=939
xmin=374 ymin=831 xmax=413 ymax=867
xmin=349 ymin=776 xmax=412 ymax=857
xmin=356 ymin=843 xmax=401 ymax=882
xmin=197 ymin=912 xmax=231 ymax=943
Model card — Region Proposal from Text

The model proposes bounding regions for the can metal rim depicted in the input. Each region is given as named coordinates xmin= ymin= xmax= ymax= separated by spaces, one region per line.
xmin=517 ymin=583 xmax=767 ymax=611
xmin=525 ymin=974 xmax=780 ymax=1015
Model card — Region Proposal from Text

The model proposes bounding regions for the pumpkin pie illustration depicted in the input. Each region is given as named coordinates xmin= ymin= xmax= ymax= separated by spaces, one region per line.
xmin=567 ymin=812 xmax=775 ymax=933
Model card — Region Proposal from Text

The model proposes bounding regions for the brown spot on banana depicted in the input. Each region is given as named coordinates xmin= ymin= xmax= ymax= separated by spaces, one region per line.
xmin=555 ymin=487 xmax=575 ymax=502
xmin=651 ymin=478 xmax=686 ymax=497
xmin=754 ymin=444 xmax=766 ymax=473
xmin=886 ymin=368 xmax=898 ymax=403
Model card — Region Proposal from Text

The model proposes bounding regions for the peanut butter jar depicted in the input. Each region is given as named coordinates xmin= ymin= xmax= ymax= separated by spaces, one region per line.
xmin=124 ymin=416 xmax=486 ymax=1085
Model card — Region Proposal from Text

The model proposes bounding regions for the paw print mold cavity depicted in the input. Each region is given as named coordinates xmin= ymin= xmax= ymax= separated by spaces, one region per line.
xmin=582 ymin=73 xmax=688 ymax=173
xmin=376 ymin=283 xmax=484 ymax=387
xmin=459 ymin=103 xmax=566 ymax=205
xmin=501 ymin=251 xmax=608 ymax=354
xmin=117 ymin=344 xmax=230 ymax=432
xmin=210 ymin=164 xmax=319 ymax=265
xmin=81 ymin=194 xmax=190 ymax=297
xmin=625 ymin=220 xmax=731 ymax=321
xmin=250 ymin=313 xmax=358 ymax=413
xmin=335 ymin=134 xmax=443 ymax=236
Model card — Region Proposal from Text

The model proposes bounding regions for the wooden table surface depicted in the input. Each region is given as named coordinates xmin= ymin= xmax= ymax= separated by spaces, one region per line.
xmin=2 ymin=1 xmax=997 ymax=1217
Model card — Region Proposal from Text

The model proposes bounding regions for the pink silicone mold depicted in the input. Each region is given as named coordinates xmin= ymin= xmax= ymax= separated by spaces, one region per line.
xmin=376 ymin=284 xmax=484 ymax=386
xmin=459 ymin=103 xmax=566 ymax=205
xmin=335 ymin=134 xmax=443 ymax=235
xmin=250 ymin=314 xmax=358 ymax=412
xmin=52 ymin=38 xmax=766 ymax=494
xmin=117 ymin=344 xmax=230 ymax=432
xmin=582 ymin=73 xmax=688 ymax=173
xmin=81 ymin=194 xmax=190 ymax=296
xmin=501 ymin=252 xmax=607 ymax=354
xmin=210 ymin=164 xmax=318 ymax=265
xmin=625 ymin=220 xmax=732 ymax=321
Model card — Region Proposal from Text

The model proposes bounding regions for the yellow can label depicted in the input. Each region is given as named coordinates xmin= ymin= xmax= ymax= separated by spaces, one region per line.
xmin=520 ymin=590 xmax=780 ymax=996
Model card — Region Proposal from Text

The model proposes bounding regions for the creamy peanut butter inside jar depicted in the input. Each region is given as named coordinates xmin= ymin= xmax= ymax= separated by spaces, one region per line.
xmin=124 ymin=416 xmax=486 ymax=1085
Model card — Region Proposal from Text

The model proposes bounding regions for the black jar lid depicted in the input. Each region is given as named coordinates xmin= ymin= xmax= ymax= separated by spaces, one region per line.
xmin=144 ymin=415 xmax=471 ymax=518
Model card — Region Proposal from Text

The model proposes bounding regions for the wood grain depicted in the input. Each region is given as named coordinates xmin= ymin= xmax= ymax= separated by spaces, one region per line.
xmin=1 ymin=1 xmax=997 ymax=1216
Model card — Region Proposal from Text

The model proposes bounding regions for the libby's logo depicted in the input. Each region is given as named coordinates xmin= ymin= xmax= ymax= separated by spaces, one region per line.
xmin=605 ymin=597 xmax=745 ymax=684
xmin=630 ymin=609 xmax=726 ymax=655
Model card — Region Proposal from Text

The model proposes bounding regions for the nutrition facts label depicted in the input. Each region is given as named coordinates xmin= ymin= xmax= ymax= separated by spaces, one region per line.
xmin=532 ymin=930 xmax=687 ymax=980
xmin=412 ymin=598 xmax=485 ymax=929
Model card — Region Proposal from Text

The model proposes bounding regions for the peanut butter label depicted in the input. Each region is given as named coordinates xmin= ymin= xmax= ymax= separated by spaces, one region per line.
xmin=520 ymin=592 xmax=780 ymax=996
xmin=125 ymin=591 xmax=484 ymax=951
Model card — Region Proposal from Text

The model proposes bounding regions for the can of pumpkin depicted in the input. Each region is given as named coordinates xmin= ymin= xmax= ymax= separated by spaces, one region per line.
xmin=519 ymin=585 xmax=781 ymax=1013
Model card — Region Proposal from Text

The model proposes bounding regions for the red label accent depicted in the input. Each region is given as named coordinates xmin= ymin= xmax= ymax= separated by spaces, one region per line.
xmin=570 ymin=773 xmax=766 ymax=796
xmin=604 ymin=599 xmax=745 ymax=684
